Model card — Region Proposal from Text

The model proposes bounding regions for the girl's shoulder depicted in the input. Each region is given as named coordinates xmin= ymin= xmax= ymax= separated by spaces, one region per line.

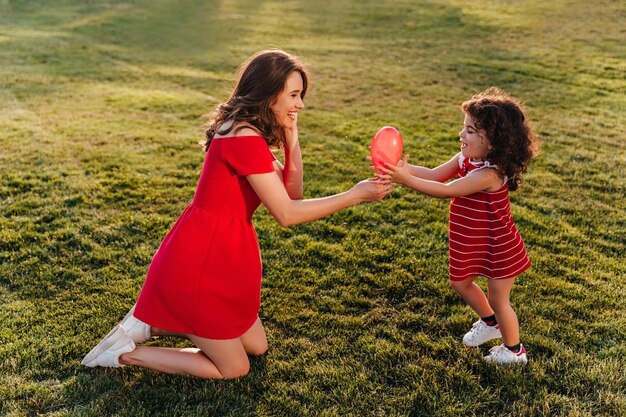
xmin=464 ymin=156 xmax=499 ymax=173
xmin=468 ymin=164 xmax=506 ymax=192
xmin=456 ymin=152 xmax=465 ymax=169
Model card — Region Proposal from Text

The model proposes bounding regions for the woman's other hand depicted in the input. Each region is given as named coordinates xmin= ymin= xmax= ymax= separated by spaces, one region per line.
xmin=352 ymin=178 xmax=393 ymax=202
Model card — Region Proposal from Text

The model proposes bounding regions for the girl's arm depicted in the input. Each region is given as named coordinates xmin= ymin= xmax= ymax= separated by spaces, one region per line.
xmin=247 ymin=172 xmax=391 ymax=227
xmin=380 ymin=155 xmax=502 ymax=199
xmin=407 ymin=153 xmax=460 ymax=182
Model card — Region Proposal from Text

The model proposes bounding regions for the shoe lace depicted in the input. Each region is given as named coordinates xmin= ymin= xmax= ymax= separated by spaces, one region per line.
xmin=488 ymin=345 xmax=506 ymax=356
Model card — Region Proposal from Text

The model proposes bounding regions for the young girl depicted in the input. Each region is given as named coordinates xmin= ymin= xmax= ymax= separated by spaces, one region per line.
xmin=378 ymin=87 xmax=539 ymax=364
xmin=81 ymin=49 xmax=391 ymax=378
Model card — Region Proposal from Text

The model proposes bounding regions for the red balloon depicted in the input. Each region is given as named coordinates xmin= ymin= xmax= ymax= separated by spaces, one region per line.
xmin=370 ymin=126 xmax=403 ymax=173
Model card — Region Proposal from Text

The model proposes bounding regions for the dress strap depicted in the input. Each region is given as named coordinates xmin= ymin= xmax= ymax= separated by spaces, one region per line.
xmin=468 ymin=159 xmax=508 ymax=185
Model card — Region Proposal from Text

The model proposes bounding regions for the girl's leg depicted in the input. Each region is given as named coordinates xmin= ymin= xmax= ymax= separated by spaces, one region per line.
xmin=449 ymin=277 xmax=494 ymax=317
xmin=487 ymin=277 xmax=519 ymax=346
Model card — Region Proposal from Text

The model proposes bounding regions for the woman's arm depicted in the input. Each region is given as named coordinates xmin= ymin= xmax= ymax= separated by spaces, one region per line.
xmin=227 ymin=122 xmax=303 ymax=199
xmin=272 ymin=119 xmax=303 ymax=199
xmin=281 ymin=125 xmax=303 ymax=199
xmin=247 ymin=172 xmax=390 ymax=227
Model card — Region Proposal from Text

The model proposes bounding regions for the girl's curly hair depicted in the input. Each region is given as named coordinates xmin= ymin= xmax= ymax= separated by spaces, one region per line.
xmin=202 ymin=49 xmax=309 ymax=151
xmin=462 ymin=87 xmax=540 ymax=191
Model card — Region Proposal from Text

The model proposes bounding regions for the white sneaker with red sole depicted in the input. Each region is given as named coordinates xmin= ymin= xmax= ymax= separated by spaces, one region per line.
xmin=484 ymin=344 xmax=528 ymax=365
xmin=462 ymin=319 xmax=502 ymax=347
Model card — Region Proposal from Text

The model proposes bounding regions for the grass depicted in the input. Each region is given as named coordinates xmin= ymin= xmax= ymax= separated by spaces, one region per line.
xmin=0 ymin=0 xmax=624 ymax=415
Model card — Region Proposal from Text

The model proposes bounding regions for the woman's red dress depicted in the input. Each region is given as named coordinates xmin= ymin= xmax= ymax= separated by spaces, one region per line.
xmin=134 ymin=136 xmax=275 ymax=339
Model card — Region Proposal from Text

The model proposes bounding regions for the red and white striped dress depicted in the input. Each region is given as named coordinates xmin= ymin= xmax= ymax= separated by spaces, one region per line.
xmin=448 ymin=154 xmax=530 ymax=281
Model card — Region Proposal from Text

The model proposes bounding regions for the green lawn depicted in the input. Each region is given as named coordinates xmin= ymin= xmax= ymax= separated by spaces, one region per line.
xmin=1 ymin=0 xmax=624 ymax=416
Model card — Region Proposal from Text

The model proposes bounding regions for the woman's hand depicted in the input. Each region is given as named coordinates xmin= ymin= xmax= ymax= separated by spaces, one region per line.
xmin=376 ymin=155 xmax=411 ymax=185
xmin=352 ymin=178 xmax=393 ymax=202
xmin=283 ymin=112 xmax=299 ymax=147
xmin=281 ymin=112 xmax=303 ymax=199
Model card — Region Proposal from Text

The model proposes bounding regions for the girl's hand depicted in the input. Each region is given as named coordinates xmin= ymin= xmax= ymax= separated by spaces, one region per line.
xmin=352 ymin=178 xmax=393 ymax=202
xmin=365 ymin=149 xmax=393 ymax=185
xmin=364 ymin=146 xmax=385 ymax=173
xmin=364 ymin=154 xmax=393 ymax=185
xmin=376 ymin=154 xmax=411 ymax=185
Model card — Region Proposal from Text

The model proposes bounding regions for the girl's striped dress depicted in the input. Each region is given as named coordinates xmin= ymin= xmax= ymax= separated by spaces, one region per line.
xmin=448 ymin=154 xmax=530 ymax=281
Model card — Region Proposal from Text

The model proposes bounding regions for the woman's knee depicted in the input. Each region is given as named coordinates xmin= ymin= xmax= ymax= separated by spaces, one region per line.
xmin=194 ymin=353 xmax=250 ymax=379
xmin=246 ymin=339 xmax=268 ymax=357
xmin=218 ymin=358 xmax=250 ymax=379
xmin=240 ymin=318 xmax=268 ymax=356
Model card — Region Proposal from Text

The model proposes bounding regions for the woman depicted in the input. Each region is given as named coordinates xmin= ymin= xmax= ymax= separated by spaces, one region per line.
xmin=81 ymin=49 xmax=391 ymax=379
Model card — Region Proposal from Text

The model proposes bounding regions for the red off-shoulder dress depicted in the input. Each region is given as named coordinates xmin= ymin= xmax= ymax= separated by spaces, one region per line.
xmin=135 ymin=136 xmax=275 ymax=339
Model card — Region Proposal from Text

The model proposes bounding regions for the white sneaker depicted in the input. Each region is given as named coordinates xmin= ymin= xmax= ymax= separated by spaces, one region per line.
xmin=81 ymin=304 xmax=149 ymax=367
xmin=484 ymin=344 xmax=528 ymax=365
xmin=119 ymin=304 xmax=151 ymax=344
xmin=83 ymin=333 xmax=136 ymax=368
xmin=463 ymin=319 xmax=502 ymax=347
xmin=82 ymin=324 xmax=122 ymax=366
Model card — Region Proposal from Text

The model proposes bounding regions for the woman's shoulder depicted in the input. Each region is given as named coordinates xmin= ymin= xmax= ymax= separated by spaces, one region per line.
xmin=213 ymin=121 xmax=263 ymax=140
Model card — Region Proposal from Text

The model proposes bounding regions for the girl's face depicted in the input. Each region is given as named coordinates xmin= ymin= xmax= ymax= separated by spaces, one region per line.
xmin=459 ymin=114 xmax=491 ymax=161
xmin=270 ymin=71 xmax=305 ymax=129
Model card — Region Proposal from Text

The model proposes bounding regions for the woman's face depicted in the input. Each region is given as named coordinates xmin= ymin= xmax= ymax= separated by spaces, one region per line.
xmin=459 ymin=114 xmax=491 ymax=161
xmin=270 ymin=71 xmax=305 ymax=129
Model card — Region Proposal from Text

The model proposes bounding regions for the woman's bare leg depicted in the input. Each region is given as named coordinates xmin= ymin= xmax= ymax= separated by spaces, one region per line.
xmin=151 ymin=327 xmax=188 ymax=338
xmin=149 ymin=316 xmax=267 ymax=348
xmin=239 ymin=317 xmax=268 ymax=356
xmin=119 ymin=346 xmax=219 ymax=378
xmin=119 ymin=336 xmax=250 ymax=379
xmin=118 ymin=317 xmax=268 ymax=379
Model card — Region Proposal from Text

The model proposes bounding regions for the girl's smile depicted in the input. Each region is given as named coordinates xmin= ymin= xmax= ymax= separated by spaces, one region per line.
xmin=459 ymin=114 xmax=491 ymax=161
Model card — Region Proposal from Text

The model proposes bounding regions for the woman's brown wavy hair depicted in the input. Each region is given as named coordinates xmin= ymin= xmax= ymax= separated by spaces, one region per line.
xmin=202 ymin=49 xmax=309 ymax=151
xmin=462 ymin=87 xmax=540 ymax=191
